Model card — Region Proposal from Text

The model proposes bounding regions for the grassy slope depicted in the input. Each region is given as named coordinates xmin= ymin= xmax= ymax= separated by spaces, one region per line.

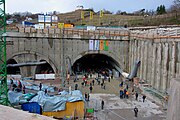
xmin=74 ymin=12 xmax=180 ymax=27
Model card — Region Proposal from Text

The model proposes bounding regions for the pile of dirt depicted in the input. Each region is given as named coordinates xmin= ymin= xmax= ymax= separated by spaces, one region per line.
xmin=0 ymin=105 xmax=55 ymax=120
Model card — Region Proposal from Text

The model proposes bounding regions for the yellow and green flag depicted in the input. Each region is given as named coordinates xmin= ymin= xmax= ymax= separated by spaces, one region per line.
xmin=81 ymin=11 xmax=84 ymax=19
xmin=100 ymin=10 xmax=103 ymax=18
xmin=90 ymin=11 xmax=93 ymax=20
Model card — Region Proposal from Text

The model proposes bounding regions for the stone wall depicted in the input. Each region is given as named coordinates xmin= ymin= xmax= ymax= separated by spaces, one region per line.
xmin=129 ymin=29 xmax=180 ymax=92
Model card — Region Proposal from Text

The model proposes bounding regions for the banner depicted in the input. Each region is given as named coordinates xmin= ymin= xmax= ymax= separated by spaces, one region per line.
xmin=94 ymin=40 xmax=99 ymax=50
xmin=90 ymin=11 xmax=93 ymax=20
xmin=100 ymin=40 xmax=104 ymax=50
xmin=89 ymin=40 xmax=109 ymax=51
xmin=104 ymin=41 xmax=109 ymax=51
xmin=89 ymin=40 xmax=94 ymax=50
xmin=81 ymin=11 xmax=84 ymax=19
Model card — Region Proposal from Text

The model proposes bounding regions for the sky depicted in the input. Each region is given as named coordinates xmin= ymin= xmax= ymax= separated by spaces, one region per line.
xmin=7 ymin=0 xmax=174 ymax=14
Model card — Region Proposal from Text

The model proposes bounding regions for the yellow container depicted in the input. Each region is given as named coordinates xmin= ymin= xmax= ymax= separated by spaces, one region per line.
xmin=64 ymin=23 xmax=74 ymax=28
xmin=43 ymin=101 xmax=85 ymax=119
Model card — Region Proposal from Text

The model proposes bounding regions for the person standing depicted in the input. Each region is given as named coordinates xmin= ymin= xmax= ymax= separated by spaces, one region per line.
xmin=108 ymin=77 xmax=110 ymax=82
xmin=18 ymin=80 xmax=22 ymax=89
xmin=120 ymin=90 xmax=123 ymax=99
xmin=89 ymin=86 xmax=93 ymax=93
xmin=75 ymin=84 xmax=78 ymax=90
xmin=92 ymin=79 xmax=95 ymax=86
xmin=142 ymin=95 xmax=146 ymax=102
xmin=87 ymin=93 xmax=90 ymax=101
xmin=81 ymin=82 xmax=84 ymax=87
xmin=126 ymin=84 xmax=129 ymax=90
xmin=39 ymin=83 xmax=42 ymax=91
xmin=126 ymin=91 xmax=129 ymax=99
xmin=101 ymin=100 xmax=104 ymax=110
xmin=135 ymin=92 xmax=138 ymax=100
xmin=124 ymin=89 xmax=127 ymax=98
xmin=134 ymin=106 xmax=138 ymax=117
xmin=85 ymin=92 xmax=87 ymax=101
xmin=45 ymin=89 xmax=48 ymax=94
xmin=22 ymin=85 xmax=25 ymax=94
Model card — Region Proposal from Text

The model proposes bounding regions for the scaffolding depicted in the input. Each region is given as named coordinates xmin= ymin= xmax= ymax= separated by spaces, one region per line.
xmin=0 ymin=0 xmax=8 ymax=105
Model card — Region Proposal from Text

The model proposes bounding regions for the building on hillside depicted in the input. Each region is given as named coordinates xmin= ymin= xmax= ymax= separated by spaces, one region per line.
xmin=38 ymin=14 xmax=59 ymax=29
xmin=76 ymin=5 xmax=84 ymax=10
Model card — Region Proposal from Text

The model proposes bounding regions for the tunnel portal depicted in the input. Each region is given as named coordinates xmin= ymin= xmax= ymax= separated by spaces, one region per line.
xmin=72 ymin=54 xmax=120 ymax=76
xmin=7 ymin=59 xmax=20 ymax=74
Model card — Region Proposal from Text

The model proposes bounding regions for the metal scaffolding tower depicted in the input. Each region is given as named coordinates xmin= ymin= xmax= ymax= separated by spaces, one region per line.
xmin=0 ymin=0 xmax=8 ymax=105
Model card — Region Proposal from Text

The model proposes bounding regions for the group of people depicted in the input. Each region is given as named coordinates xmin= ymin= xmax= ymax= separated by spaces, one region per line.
xmin=119 ymin=81 xmax=129 ymax=99
xmin=79 ymin=73 xmax=110 ymax=93
xmin=10 ymin=79 xmax=49 ymax=95
xmin=10 ymin=79 xmax=26 ymax=94
xmin=119 ymin=81 xmax=147 ymax=117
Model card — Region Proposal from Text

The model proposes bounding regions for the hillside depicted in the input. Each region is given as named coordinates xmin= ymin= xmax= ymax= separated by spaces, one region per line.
xmin=8 ymin=9 xmax=180 ymax=29
xmin=57 ymin=9 xmax=180 ymax=27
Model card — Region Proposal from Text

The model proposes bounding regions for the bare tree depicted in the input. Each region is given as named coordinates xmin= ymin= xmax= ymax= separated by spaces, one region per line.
xmin=169 ymin=0 xmax=180 ymax=12
xmin=116 ymin=10 xmax=122 ymax=15
xmin=103 ymin=9 xmax=113 ymax=14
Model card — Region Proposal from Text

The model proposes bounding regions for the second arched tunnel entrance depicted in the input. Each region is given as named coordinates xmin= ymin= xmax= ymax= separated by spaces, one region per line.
xmin=72 ymin=54 xmax=121 ymax=77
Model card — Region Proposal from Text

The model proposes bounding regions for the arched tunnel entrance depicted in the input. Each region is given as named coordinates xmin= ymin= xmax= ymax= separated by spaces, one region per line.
xmin=72 ymin=54 xmax=121 ymax=76
xmin=35 ymin=60 xmax=55 ymax=74
xmin=7 ymin=59 xmax=20 ymax=74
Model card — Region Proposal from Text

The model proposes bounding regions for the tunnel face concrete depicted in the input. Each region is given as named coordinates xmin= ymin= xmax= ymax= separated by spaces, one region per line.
xmin=72 ymin=53 xmax=120 ymax=75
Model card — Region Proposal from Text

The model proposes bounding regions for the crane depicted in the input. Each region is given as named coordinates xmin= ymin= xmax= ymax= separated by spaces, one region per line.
xmin=0 ymin=0 xmax=8 ymax=105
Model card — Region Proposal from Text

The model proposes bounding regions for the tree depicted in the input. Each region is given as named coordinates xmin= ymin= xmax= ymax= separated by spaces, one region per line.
xmin=156 ymin=5 xmax=166 ymax=15
xmin=6 ymin=13 xmax=12 ymax=20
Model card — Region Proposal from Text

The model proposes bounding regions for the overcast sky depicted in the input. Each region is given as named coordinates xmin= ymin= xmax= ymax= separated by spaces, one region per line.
xmin=7 ymin=0 xmax=174 ymax=14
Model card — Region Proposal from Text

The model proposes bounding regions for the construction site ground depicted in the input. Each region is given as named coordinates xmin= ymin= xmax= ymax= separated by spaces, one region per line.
xmin=30 ymin=75 xmax=167 ymax=120
xmin=0 ymin=77 xmax=167 ymax=120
